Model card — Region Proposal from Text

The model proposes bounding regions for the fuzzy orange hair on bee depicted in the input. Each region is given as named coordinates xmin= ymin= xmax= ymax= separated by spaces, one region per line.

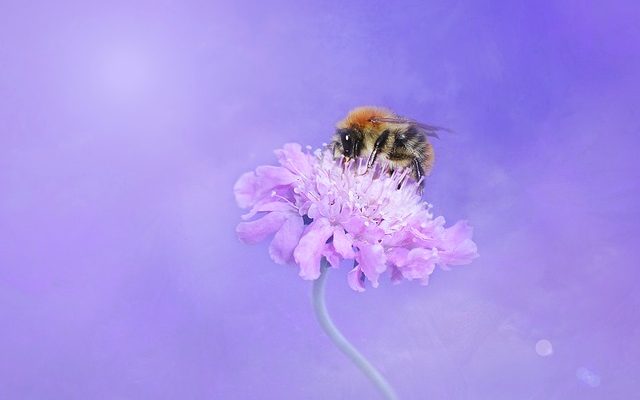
xmin=331 ymin=106 xmax=446 ymax=187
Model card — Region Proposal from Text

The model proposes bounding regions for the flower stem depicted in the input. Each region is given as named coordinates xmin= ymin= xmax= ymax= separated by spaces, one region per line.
xmin=312 ymin=260 xmax=399 ymax=400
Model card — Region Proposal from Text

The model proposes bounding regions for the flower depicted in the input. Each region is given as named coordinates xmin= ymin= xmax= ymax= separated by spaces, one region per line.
xmin=234 ymin=143 xmax=478 ymax=291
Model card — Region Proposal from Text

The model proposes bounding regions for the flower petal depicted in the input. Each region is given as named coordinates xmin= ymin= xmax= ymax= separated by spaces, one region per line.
xmin=322 ymin=244 xmax=341 ymax=268
xmin=255 ymin=165 xmax=297 ymax=186
xmin=442 ymin=220 xmax=472 ymax=243
xmin=347 ymin=266 xmax=366 ymax=292
xmin=269 ymin=214 xmax=305 ymax=264
xmin=401 ymin=248 xmax=437 ymax=281
xmin=234 ymin=166 xmax=297 ymax=210
xmin=236 ymin=212 xmax=288 ymax=244
xmin=293 ymin=218 xmax=334 ymax=280
xmin=274 ymin=143 xmax=313 ymax=177
xmin=389 ymin=265 xmax=403 ymax=283
xmin=233 ymin=171 xmax=259 ymax=208
xmin=241 ymin=199 xmax=296 ymax=220
xmin=440 ymin=239 xmax=478 ymax=266
xmin=386 ymin=247 xmax=409 ymax=267
xmin=332 ymin=228 xmax=355 ymax=259
xmin=439 ymin=221 xmax=479 ymax=266
xmin=355 ymin=242 xmax=386 ymax=288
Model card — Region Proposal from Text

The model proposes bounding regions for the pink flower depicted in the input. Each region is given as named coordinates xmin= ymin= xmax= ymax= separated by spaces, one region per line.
xmin=234 ymin=143 xmax=478 ymax=291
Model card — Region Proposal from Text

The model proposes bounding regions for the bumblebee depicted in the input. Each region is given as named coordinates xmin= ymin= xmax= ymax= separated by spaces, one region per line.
xmin=331 ymin=106 xmax=445 ymax=185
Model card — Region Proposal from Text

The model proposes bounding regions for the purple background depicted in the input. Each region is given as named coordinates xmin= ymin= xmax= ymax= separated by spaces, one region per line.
xmin=1 ymin=1 xmax=639 ymax=399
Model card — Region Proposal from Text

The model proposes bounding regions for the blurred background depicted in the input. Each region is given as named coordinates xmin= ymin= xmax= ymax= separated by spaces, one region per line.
xmin=1 ymin=0 xmax=638 ymax=399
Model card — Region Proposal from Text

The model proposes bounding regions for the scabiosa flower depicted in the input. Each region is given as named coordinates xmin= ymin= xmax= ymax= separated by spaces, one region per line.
xmin=234 ymin=143 xmax=478 ymax=291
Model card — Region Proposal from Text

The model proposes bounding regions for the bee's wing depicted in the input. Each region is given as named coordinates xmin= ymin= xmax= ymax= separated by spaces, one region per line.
xmin=369 ymin=116 xmax=450 ymax=138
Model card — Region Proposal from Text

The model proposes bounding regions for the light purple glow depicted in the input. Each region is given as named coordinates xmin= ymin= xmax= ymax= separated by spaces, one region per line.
xmin=0 ymin=1 xmax=638 ymax=399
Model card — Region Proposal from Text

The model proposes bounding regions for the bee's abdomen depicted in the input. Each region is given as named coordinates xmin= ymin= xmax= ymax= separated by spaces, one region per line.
xmin=422 ymin=142 xmax=435 ymax=175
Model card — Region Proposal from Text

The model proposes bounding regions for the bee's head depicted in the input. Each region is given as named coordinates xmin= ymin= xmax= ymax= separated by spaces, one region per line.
xmin=335 ymin=127 xmax=362 ymax=159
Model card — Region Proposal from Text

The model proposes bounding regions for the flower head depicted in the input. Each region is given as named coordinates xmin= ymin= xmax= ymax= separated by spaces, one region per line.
xmin=234 ymin=143 xmax=478 ymax=291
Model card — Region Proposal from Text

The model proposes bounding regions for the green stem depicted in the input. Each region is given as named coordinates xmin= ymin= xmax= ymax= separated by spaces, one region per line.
xmin=312 ymin=260 xmax=399 ymax=400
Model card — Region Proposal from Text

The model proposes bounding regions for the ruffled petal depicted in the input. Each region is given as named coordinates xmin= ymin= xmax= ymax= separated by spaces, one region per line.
xmin=355 ymin=242 xmax=386 ymax=288
xmin=341 ymin=217 xmax=366 ymax=237
xmin=233 ymin=171 xmax=259 ymax=208
xmin=389 ymin=265 xmax=403 ymax=283
xmin=442 ymin=220 xmax=472 ymax=243
xmin=234 ymin=166 xmax=297 ymax=210
xmin=269 ymin=214 xmax=305 ymax=264
xmin=347 ymin=266 xmax=366 ymax=292
xmin=439 ymin=239 xmax=478 ymax=266
xmin=386 ymin=247 xmax=409 ymax=267
xmin=255 ymin=165 xmax=297 ymax=186
xmin=407 ymin=217 xmax=445 ymax=247
xmin=322 ymin=243 xmax=341 ymax=269
xmin=332 ymin=228 xmax=355 ymax=259
xmin=360 ymin=224 xmax=385 ymax=243
xmin=241 ymin=200 xmax=296 ymax=220
xmin=293 ymin=218 xmax=334 ymax=280
xmin=401 ymin=248 xmax=437 ymax=282
xmin=342 ymin=218 xmax=385 ymax=243
xmin=274 ymin=143 xmax=314 ymax=177
xmin=383 ymin=229 xmax=414 ymax=248
xmin=439 ymin=221 xmax=479 ymax=266
xmin=236 ymin=212 xmax=289 ymax=244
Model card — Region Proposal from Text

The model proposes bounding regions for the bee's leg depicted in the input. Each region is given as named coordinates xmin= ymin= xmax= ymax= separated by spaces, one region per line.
xmin=413 ymin=157 xmax=425 ymax=192
xmin=353 ymin=138 xmax=361 ymax=158
xmin=412 ymin=158 xmax=424 ymax=181
xmin=331 ymin=139 xmax=342 ymax=159
xmin=366 ymin=130 xmax=390 ymax=170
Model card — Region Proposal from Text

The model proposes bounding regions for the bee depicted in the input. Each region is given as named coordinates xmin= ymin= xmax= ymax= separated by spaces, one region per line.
xmin=331 ymin=106 xmax=446 ymax=187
